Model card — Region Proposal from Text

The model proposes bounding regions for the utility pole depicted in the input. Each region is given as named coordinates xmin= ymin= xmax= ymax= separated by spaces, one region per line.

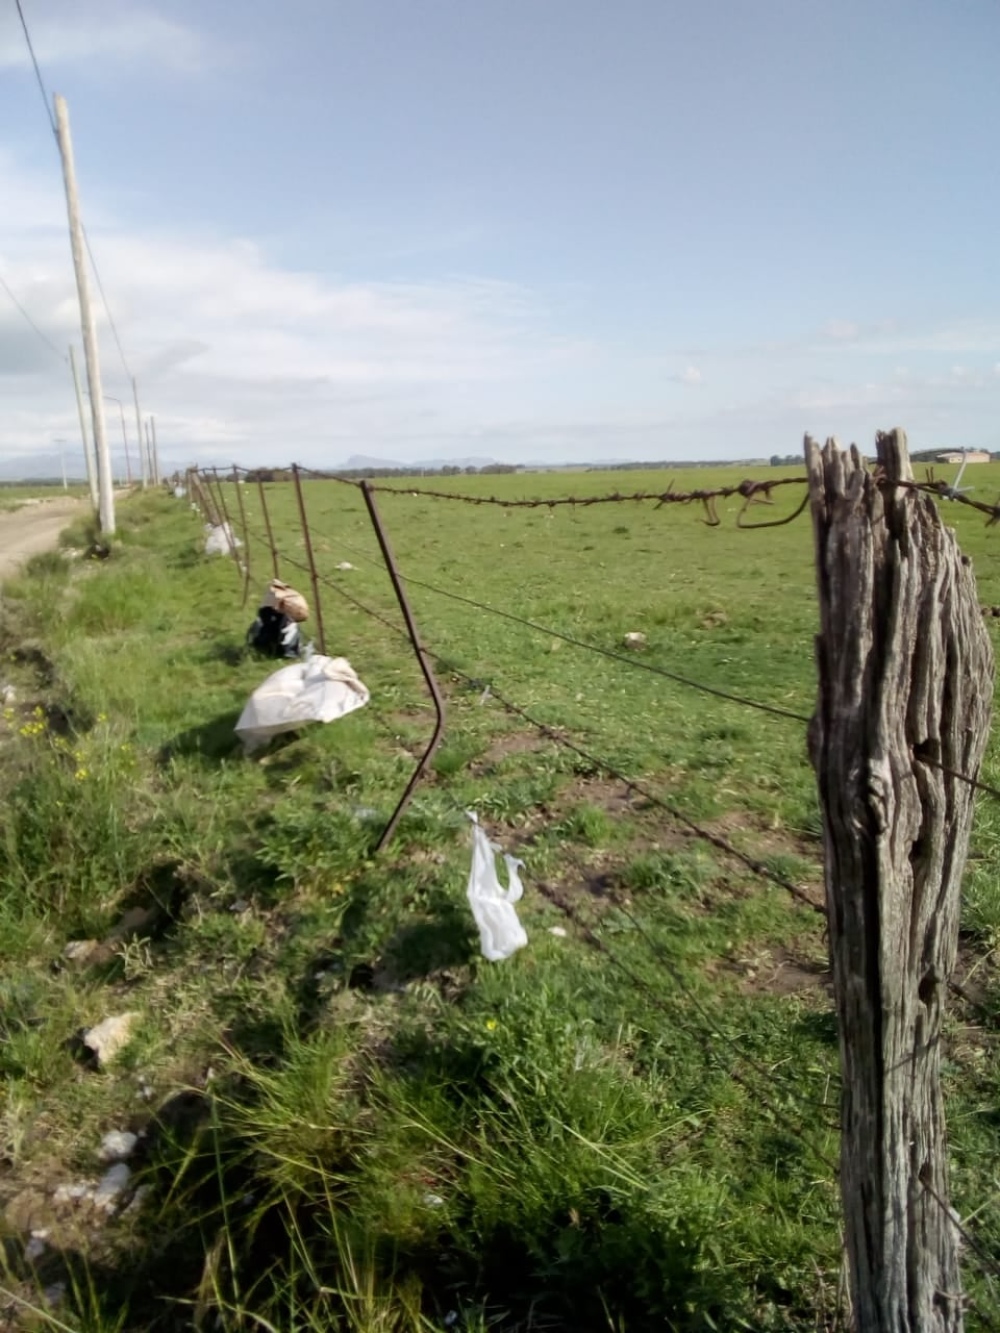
xmin=149 ymin=414 xmax=160 ymax=485
xmin=53 ymin=95 xmax=114 ymax=534
xmin=132 ymin=377 xmax=147 ymax=488
xmin=68 ymin=344 xmax=97 ymax=511
xmin=144 ymin=419 xmax=153 ymax=485
xmin=115 ymin=400 xmax=131 ymax=486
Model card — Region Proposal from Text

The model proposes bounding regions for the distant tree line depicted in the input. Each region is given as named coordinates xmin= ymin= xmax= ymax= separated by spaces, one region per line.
xmin=243 ymin=464 xmax=522 ymax=482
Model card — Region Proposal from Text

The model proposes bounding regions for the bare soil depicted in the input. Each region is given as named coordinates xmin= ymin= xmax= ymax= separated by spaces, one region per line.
xmin=0 ymin=497 xmax=83 ymax=583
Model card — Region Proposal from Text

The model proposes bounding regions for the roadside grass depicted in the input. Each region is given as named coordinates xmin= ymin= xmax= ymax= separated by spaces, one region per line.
xmin=0 ymin=466 xmax=998 ymax=1329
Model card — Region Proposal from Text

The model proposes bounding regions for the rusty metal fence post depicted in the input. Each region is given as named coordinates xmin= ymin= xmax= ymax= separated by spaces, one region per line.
xmin=291 ymin=464 xmax=327 ymax=655
xmin=210 ymin=466 xmax=243 ymax=578
xmin=359 ymin=480 xmax=447 ymax=850
xmin=256 ymin=475 xmax=281 ymax=578
xmin=230 ymin=465 xmax=253 ymax=607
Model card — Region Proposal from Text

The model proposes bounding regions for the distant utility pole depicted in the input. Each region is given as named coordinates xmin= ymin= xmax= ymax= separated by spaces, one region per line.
xmin=149 ymin=415 xmax=160 ymax=485
xmin=132 ymin=377 xmax=147 ymax=488
xmin=68 ymin=344 xmax=97 ymax=510
xmin=53 ymin=95 xmax=114 ymax=534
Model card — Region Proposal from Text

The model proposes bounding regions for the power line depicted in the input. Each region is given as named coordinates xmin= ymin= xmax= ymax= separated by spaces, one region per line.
xmin=13 ymin=0 xmax=133 ymax=381
xmin=0 ymin=268 xmax=66 ymax=363
xmin=83 ymin=227 xmax=131 ymax=379
xmin=13 ymin=0 xmax=56 ymax=134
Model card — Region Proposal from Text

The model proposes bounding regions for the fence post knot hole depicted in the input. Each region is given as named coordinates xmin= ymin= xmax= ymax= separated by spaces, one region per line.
xmin=806 ymin=429 xmax=994 ymax=1332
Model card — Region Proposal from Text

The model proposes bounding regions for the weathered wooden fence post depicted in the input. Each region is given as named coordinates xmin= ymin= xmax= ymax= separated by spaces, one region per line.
xmin=806 ymin=429 xmax=993 ymax=1331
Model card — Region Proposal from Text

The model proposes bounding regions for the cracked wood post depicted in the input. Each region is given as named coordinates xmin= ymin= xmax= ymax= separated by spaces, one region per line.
xmin=806 ymin=428 xmax=993 ymax=1332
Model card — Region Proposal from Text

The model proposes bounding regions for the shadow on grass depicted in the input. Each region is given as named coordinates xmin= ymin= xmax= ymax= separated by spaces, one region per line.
xmin=158 ymin=710 xmax=243 ymax=763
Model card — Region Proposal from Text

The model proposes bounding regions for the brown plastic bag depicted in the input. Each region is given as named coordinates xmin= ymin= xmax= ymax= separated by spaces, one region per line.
xmin=264 ymin=579 xmax=310 ymax=623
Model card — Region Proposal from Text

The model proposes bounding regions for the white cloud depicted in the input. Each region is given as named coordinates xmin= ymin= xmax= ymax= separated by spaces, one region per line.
xmin=823 ymin=319 xmax=862 ymax=341
xmin=664 ymin=364 xmax=702 ymax=386
xmin=0 ymin=2 xmax=210 ymax=76
xmin=0 ymin=153 xmax=598 ymax=467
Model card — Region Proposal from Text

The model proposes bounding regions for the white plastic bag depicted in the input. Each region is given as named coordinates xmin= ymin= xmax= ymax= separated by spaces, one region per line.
xmin=204 ymin=522 xmax=242 ymax=556
xmin=235 ymin=655 xmax=370 ymax=754
xmin=466 ymin=812 xmax=528 ymax=962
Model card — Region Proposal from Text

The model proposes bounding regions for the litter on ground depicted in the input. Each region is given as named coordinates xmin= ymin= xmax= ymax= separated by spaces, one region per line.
xmin=466 ymin=812 xmax=528 ymax=962
xmin=204 ymin=522 xmax=241 ymax=556
xmin=235 ymin=655 xmax=370 ymax=754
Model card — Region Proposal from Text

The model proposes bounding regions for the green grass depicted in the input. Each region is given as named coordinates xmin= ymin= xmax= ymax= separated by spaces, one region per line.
xmin=0 ymin=462 xmax=999 ymax=1330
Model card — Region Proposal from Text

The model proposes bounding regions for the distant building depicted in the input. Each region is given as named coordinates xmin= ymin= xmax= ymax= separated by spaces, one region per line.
xmin=937 ymin=450 xmax=991 ymax=464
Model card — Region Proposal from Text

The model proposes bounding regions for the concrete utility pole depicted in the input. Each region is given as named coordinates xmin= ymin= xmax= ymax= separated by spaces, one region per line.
xmin=53 ymin=94 xmax=114 ymax=534
xmin=132 ymin=377 xmax=147 ymax=488
xmin=149 ymin=415 xmax=160 ymax=485
xmin=68 ymin=344 xmax=97 ymax=510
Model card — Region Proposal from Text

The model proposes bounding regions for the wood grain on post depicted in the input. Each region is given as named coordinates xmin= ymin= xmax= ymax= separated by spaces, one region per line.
xmin=806 ymin=429 xmax=993 ymax=1332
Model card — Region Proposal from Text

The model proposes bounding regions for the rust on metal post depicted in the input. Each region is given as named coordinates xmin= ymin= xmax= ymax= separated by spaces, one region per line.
xmin=230 ymin=465 xmax=253 ymax=607
xmin=210 ymin=467 xmax=242 ymax=577
xmin=256 ymin=475 xmax=280 ymax=578
xmin=291 ymin=464 xmax=327 ymax=655
xmin=360 ymin=479 xmax=447 ymax=851
xmin=191 ymin=468 xmax=215 ymax=524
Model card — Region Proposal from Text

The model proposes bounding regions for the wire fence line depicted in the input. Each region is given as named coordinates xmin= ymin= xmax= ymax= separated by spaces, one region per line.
xmin=292 ymin=460 xmax=1000 ymax=530
xmin=200 ymin=464 xmax=1000 ymax=859
xmin=188 ymin=463 xmax=1000 ymax=1304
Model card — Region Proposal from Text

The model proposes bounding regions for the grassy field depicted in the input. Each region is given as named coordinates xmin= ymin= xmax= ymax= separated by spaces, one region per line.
xmin=0 ymin=485 xmax=90 ymax=513
xmin=1 ymin=460 xmax=1000 ymax=1330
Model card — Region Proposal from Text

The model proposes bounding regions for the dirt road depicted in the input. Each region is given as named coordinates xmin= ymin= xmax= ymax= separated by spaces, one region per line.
xmin=0 ymin=497 xmax=84 ymax=584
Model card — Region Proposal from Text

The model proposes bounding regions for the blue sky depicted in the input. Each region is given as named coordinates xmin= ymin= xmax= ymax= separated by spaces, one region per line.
xmin=1 ymin=0 xmax=999 ymax=472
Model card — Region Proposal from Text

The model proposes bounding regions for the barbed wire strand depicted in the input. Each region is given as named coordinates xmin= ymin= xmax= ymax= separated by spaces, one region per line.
xmin=198 ymin=474 xmax=1000 ymax=1308
xmin=395 ymin=571 xmax=813 ymax=724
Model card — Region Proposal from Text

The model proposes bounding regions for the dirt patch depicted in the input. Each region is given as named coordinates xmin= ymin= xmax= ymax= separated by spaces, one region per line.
xmin=0 ymin=498 xmax=83 ymax=584
xmin=721 ymin=945 xmax=832 ymax=997
xmin=472 ymin=729 xmax=547 ymax=769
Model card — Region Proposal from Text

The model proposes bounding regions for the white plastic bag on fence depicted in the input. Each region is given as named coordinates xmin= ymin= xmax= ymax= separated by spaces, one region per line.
xmin=173 ymin=486 xmax=187 ymax=499
xmin=204 ymin=522 xmax=241 ymax=556
xmin=235 ymin=654 xmax=370 ymax=754
xmin=466 ymin=812 xmax=528 ymax=962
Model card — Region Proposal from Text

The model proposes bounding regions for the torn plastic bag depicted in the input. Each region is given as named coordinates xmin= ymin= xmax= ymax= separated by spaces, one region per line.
xmin=204 ymin=522 xmax=241 ymax=556
xmin=263 ymin=579 xmax=309 ymax=623
xmin=235 ymin=655 xmax=370 ymax=754
xmin=466 ymin=812 xmax=528 ymax=962
xmin=246 ymin=606 xmax=302 ymax=659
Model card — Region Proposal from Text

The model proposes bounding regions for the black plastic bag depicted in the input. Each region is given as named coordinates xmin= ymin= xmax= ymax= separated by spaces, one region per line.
xmin=246 ymin=606 xmax=302 ymax=659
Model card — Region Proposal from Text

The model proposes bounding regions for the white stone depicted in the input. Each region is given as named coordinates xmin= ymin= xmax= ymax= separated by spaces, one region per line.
xmin=83 ymin=1012 xmax=139 ymax=1067
xmin=93 ymin=1163 xmax=131 ymax=1211
xmin=64 ymin=939 xmax=98 ymax=963
xmin=53 ymin=1182 xmax=92 ymax=1205
xmin=99 ymin=1130 xmax=138 ymax=1162
xmin=548 ymin=926 xmax=568 ymax=938
xmin=335 ymin=561 xmax=354 ymax=570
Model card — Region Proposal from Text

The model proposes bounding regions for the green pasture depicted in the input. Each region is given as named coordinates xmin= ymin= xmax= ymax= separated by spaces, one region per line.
xmin=0 ymin=459 xmax=998 ymax=1331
